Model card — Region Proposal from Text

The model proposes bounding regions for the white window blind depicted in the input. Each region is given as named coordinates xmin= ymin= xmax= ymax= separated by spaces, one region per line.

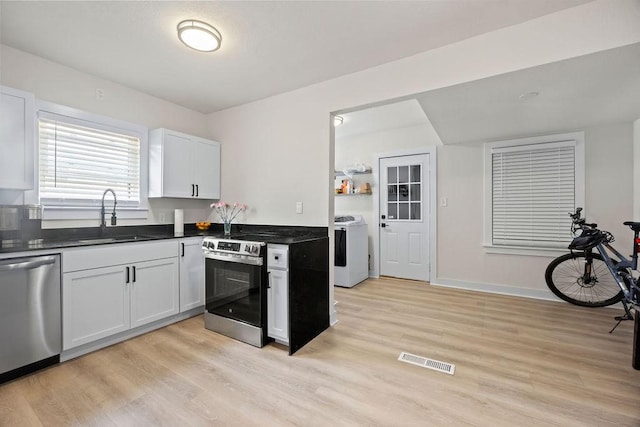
xmin=492 ymin=141 xmax=576 ymax=248
xmin=39 ymin=118 xmax=140 ymax=206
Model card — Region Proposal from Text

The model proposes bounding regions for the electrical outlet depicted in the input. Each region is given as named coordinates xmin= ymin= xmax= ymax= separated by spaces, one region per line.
xmin=296 ymin=201 xmax=303 ymax=214
xmin=96 ymin=88 xmax=105 ymax=100
xmin=158 ymin=212 xmax=166 ymax=222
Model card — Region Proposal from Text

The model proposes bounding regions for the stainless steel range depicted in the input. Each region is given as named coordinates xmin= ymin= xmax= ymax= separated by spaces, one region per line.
xmin=202 ymin=236 xmax=268 ymax=347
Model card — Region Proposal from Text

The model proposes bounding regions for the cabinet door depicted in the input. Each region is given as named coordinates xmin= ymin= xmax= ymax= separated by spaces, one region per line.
xmin=130 ymin=257 xmax=179 ymax=328
xmin=193 ymin=139 xmax=220 ymax=199
xmin=179 ymin=238 xmax=205 ymax=312
xmin=0 ymin=87 xmax=34 ymax=190
xmin=162 ymin=131 xmax=194 ymax=198
xmin=63 ymin=266 xmax=129 ymax=350
xmin=267 ymin=269 xmax=289 ymax=344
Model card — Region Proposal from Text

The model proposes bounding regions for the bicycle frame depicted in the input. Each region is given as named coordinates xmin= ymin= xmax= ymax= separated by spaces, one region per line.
xmin=590 ymin=241 xmax=639 ymax=308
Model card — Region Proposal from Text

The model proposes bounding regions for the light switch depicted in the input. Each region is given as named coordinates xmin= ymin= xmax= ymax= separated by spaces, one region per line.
xmin=440 ymin=197 xmax=448 ymax=207
xmin=296 ymin=201 xmax=303 ymax=214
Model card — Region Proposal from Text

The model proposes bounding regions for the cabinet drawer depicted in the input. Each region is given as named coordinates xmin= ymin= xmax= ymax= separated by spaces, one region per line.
xmin=267 ymin=244 xmax=288 ymax=269
xmin=63 ymin=240 xmax=178 ymax=272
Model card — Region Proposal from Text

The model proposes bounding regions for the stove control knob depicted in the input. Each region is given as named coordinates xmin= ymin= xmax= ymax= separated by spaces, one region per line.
xmin=246 ymin=244 xmax=257 ymax=254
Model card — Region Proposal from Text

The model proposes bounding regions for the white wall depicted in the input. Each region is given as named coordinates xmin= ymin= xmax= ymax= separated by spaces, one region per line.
xmin=205 ymin=0 xmax=640 ymax=313
xmin=0 ymin=45 xmax=213 ymax=227
xmin=435 ymin=123 xmax=634 ymax=298
xmin=335 ymin=123 xmax=442 ymax=274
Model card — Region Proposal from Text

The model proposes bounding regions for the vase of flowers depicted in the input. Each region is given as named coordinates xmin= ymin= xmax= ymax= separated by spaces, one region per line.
xmin=210 ymin=201 xmax=247 ymax=235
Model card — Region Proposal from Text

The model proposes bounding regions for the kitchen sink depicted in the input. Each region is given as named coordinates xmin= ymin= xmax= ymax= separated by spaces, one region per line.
xmin=77 ymin=238 xmax=118 ymax=244
xmin=77 ymin=235 xmax=159 ymax=244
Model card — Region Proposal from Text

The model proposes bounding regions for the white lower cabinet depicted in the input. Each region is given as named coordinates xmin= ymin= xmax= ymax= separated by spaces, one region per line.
xmin=267 ymin=244 xmax=289 ymax=345
xmin=62 ymin=240 xmax=179 ymax=351
xmin=179 ymin=237 xmax=205 ymax=312
xmin=63 ymin=265 xmax=130 ymax=349
xmin=267 ymin=268 xmax=289 ymax=344
xmin=130 ymin=258 xmax=180 ymax=328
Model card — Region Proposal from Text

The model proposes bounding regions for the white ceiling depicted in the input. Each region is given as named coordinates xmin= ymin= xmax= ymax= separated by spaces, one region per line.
xmin=335 ymin=99 xmax=429 ymax=139
xmin=337 ymin=42 xmax=640 ymax=143
xmin=0 ymin=0 xmax=589 ymax=114
xmin=417 ymin=42 xmax=640 ymax=144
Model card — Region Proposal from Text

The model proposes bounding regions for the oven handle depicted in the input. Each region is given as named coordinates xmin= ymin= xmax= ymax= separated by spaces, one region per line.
xmin=204 ymin=252 xmax=264 ymax=266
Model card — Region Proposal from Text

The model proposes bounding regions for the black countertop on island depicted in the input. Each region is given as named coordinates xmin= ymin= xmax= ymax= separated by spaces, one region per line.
xmin=0 ymin=223 xmax=328 ymax=254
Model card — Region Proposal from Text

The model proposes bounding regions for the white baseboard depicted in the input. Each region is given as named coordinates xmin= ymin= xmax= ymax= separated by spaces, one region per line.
xmin=431 ymin=278 xmax=560 ymax=302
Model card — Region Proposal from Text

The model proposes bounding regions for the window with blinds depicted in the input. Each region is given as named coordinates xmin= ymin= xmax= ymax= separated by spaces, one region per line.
xmin=39 ymin=118 xmax=141 ymax=206
xmin=491 ymin=140 xmax=577 ymax=248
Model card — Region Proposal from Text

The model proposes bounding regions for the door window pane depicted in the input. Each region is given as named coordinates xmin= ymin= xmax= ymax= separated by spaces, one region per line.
xmin=411 ymin=165 xmax=421 ymax=182
xmin=399 ymin=166 xmax=409 ymax=183
xmin=398 ymin=203 xmax=409 ymax=220
xmin=388 ymin=185 xmax=398 ymax=201
xmin=388 ymin=167 xmax=397 ymax=184
xmin=387 ymin=203 xmax=397 ymax=220
xmin=399 ymin=184 xmax=409 ymax=201
xmin=410 ymin=184 xmax=421 ymax=201
xmin=410 ymin=203 xmax=421 ymax=220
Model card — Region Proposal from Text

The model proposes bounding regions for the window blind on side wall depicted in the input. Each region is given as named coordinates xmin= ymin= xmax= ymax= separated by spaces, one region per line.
xmin=492 ymin=141 xmax=575 ymax=248
xmin=39 ymin=118 xmax=140 ymax=206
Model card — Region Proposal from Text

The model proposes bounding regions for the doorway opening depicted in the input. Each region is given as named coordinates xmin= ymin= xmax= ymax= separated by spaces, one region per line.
xmin=333 ymin=99 xmax=439 ymax=285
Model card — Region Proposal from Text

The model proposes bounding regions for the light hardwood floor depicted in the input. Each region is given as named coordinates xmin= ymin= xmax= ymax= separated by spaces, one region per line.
xmin=1 ymin=277 xmax=639 ymax=426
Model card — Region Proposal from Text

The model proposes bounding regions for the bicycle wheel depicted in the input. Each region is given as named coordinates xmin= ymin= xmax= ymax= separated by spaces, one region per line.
xmin=545 ymin=252 xmax=624 ymax=307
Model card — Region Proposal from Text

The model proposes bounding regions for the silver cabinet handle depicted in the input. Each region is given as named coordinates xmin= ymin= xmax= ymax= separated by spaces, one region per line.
xmin=0 ymin=257 xmax=56 ymax=271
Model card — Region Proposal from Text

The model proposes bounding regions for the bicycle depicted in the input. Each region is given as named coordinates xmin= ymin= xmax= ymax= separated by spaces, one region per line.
xmin=545 ymin=208 xmax=640 ymax=368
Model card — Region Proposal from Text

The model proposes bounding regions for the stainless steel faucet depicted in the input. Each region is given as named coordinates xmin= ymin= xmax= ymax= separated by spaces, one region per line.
xmin=100 ymin=189 xmax=117 ymax=232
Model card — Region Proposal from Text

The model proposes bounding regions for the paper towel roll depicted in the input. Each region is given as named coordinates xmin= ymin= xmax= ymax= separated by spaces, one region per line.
xmin=174 ymin=209 xmax=184 ymax=236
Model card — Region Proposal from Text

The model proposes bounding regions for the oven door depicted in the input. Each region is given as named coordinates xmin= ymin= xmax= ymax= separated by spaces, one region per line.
xmin=205 ymin=253 xmax=264 ymax=327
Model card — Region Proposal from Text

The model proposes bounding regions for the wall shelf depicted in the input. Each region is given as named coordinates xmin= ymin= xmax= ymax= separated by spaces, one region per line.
xmin=334 ymin=169 xmax=372 ymax=177
xmin=335 ymin=192 xmax=372 ymax=197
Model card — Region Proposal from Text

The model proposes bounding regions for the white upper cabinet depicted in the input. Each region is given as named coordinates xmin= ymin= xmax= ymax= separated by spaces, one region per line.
xmin=0 ymin=86 xmax=35 ymax=190
xmin=148 ymin=128 xmax=221 ymax=199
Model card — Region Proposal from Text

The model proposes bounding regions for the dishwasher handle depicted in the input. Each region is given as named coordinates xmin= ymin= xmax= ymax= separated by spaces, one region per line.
xmin=0 ymin=256 xmax=57 ymax=271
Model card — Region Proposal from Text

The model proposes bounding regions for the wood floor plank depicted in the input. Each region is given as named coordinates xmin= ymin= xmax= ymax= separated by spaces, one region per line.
xmin=1 ymin=277 xmax=639 ymax=425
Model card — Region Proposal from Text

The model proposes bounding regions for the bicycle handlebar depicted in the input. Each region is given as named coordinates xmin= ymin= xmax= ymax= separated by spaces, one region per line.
xmin=569 ymin=208 xmax=597 ymax=229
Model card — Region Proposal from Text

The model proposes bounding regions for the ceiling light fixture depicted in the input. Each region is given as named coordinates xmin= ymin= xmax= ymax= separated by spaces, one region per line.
xmin=518 ymin=91 xmax=540 ymax=101
xmin=177 ymin=19 xmax=222 ymax=52
xmin=334 ymin=115 xmax=344 ymax=126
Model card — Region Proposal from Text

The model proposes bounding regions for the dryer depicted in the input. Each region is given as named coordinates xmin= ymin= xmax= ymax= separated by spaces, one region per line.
xmin=334 ymin=215 xmax=368 ymax=287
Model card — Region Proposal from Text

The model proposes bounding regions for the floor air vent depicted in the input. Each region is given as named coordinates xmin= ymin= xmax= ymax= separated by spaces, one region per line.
xmin=398 ymin=352 xmax=455 ymax=375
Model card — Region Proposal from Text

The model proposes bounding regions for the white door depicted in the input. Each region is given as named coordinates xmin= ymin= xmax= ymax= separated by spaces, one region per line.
xmin=379 ymin=154 xmax=430 ymax=281
xmin=62 ymin=266 xmax=129 ymax=350
xmin=193 ymin=139 xmax=221 ymax=199
xmin=130 ymin=258 xmax=179 ymax=328
xmin=162 ymin=131 xmax=194 ymax=198
xmin=267 ymin=269 xmax=289 ymax=344
xmin=179 ymin=238 xmax=205 ymax=312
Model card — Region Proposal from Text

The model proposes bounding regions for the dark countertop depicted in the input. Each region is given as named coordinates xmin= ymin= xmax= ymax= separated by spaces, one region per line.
xmin=0 ymin=223 xmax=328 ymax=254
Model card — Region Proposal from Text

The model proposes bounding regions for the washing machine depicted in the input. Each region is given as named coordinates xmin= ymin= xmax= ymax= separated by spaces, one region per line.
xmin=334 ymin=215 xmax=368 ymax=287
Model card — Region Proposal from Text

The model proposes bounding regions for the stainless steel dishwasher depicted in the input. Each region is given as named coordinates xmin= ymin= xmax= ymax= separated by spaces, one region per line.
xmin=0 ymin=254 xmax=61 ymax=383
